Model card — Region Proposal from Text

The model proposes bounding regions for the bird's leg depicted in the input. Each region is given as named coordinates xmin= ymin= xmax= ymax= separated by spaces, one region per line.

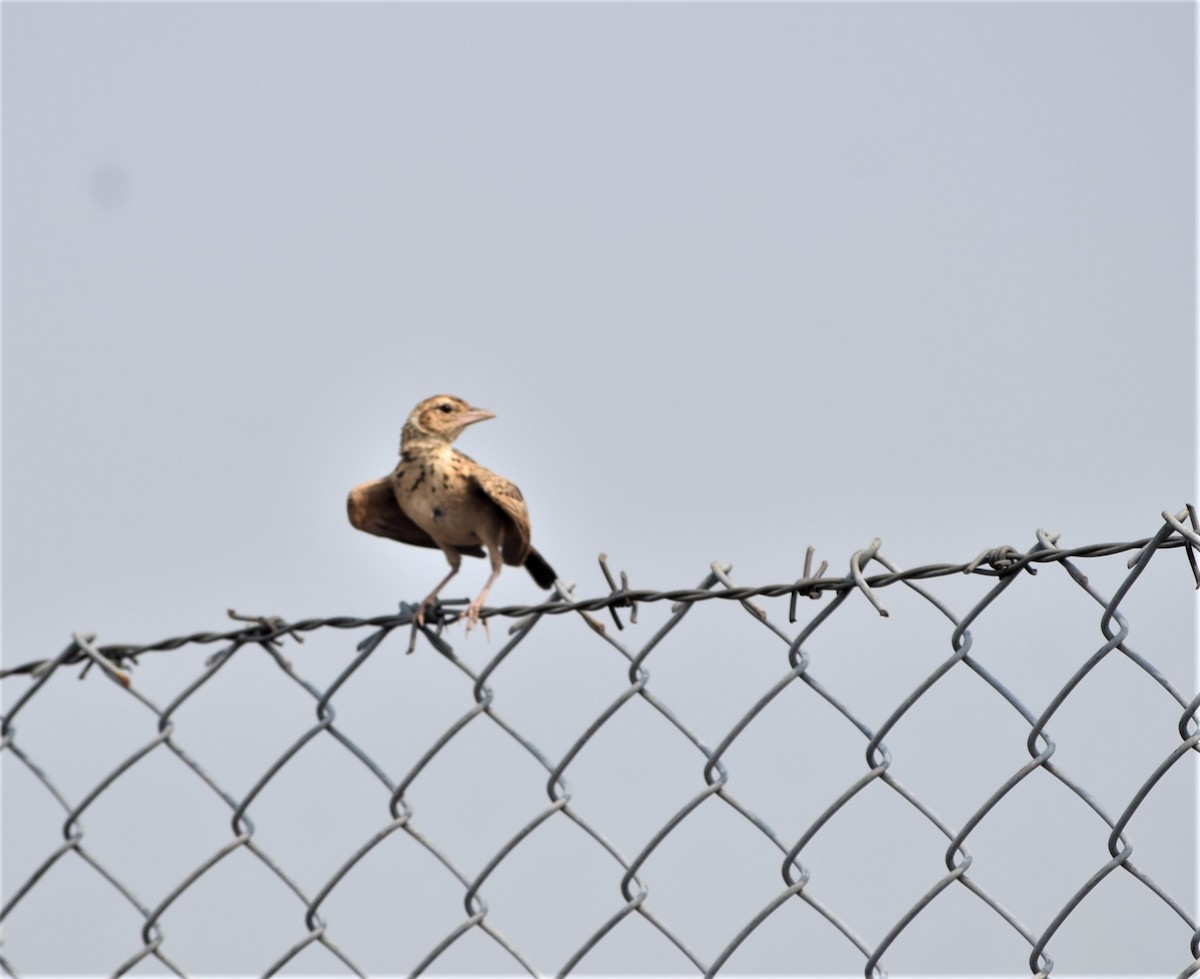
xmin=415 ymin=550 xmax=462 ymax=627
xmin=464 ymin=546 xmax=504 ymax=635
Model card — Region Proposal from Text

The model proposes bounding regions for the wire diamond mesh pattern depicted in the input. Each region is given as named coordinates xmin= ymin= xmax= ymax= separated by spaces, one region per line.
xmin=3 ymin=507 xmax=1198 ymax=976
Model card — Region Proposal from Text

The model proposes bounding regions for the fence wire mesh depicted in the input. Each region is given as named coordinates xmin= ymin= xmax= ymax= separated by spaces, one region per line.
xmin=2 ymin=507 xmax=1198 ymax=977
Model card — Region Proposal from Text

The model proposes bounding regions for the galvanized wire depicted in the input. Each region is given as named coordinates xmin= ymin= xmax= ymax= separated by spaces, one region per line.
xmin=2 ymin=506 xmax=1197 ymax=976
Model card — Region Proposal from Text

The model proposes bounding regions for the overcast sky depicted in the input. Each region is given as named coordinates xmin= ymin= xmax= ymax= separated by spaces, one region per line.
xmin=3 ymin=2 xmax=1195 ymax=976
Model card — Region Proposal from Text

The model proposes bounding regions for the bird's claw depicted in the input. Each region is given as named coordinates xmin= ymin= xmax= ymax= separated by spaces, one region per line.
xmin=413 ymin=597 xmax=439 ymax=628
xmin=463 ymin=601 xmax=490 ymax=638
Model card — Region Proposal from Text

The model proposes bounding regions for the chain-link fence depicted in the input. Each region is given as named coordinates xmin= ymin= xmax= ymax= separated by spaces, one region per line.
xmin=3 ymin=507 xmax=1198 ymax=977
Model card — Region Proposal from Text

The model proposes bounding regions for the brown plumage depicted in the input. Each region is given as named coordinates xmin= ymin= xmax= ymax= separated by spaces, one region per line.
xmin=348 ymin=395 xmax=556 ymax=629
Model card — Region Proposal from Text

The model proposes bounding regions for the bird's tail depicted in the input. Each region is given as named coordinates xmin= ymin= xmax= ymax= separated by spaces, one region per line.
xmin=524 ymin=548 xmax=557 ymax=589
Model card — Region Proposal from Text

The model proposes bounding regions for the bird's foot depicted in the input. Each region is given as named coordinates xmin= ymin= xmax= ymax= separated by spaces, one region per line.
xmin=413 ymin=595 xmax=440 ymax=628
xmin=463 ymin=600 xmax=490 ymax=638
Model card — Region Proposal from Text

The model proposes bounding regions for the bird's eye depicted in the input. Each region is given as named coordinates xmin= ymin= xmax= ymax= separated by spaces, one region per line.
xmin=438 ymin=404 xmax=454 ymax=414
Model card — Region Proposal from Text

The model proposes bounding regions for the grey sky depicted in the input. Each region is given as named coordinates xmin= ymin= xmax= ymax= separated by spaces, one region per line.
xmin=3 ymin=2 xmax=1195 ymax=975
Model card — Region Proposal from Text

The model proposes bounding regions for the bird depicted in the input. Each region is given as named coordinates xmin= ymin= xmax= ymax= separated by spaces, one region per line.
xmin=347 ymin=395 xmax=556 ymax=630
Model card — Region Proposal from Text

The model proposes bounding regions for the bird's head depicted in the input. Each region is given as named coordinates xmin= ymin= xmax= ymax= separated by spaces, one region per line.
xmin=402 ymin=394 xmax=495 ymax=447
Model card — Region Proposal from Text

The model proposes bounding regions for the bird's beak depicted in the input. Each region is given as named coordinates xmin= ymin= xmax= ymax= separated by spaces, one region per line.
xmin=458 ymin=407 xmax=496 ymax=427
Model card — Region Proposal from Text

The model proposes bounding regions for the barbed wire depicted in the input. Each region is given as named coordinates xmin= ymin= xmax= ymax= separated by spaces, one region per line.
xmin=4 ymin=506 xmax=1197 ymax=683
xmin=2 ymin=504 xmax=1197 ymax=976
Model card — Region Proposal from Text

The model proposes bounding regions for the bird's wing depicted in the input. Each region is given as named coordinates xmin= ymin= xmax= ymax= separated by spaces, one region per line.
xmin=348 ymin=477 xmax=488 ymax=559
xmin=348 ymin=477 xmax=440 ymax=546
xmin=469 ymin=467 xmax=533 ymax=566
